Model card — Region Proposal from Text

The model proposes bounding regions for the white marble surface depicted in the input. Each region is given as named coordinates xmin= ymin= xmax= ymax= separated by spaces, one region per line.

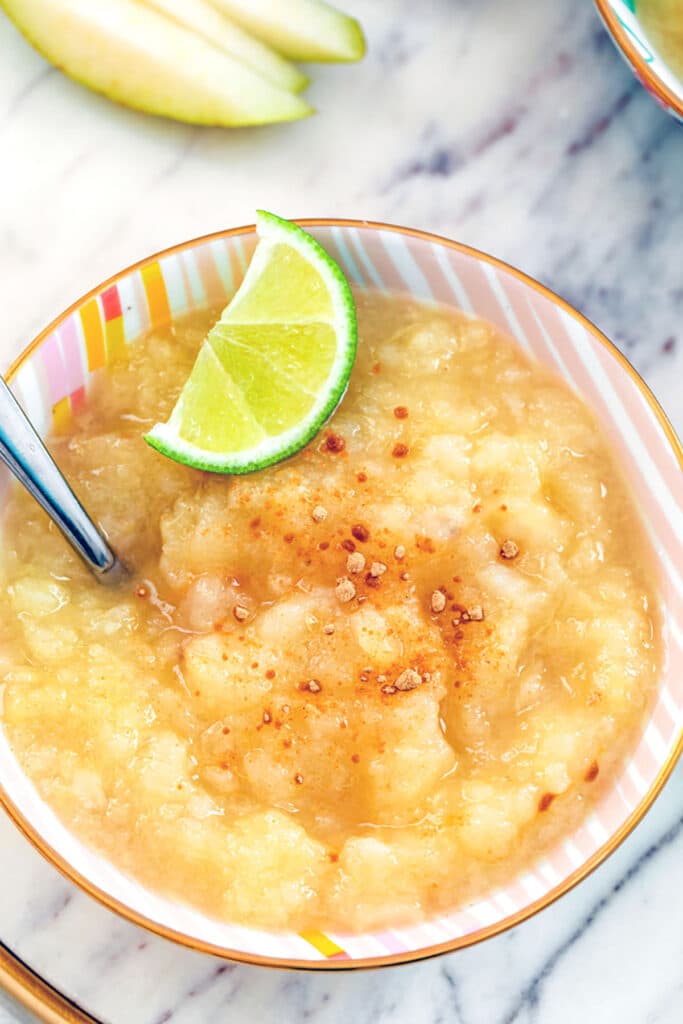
xmin=0 ymin=1 xmax=682 ymax=1022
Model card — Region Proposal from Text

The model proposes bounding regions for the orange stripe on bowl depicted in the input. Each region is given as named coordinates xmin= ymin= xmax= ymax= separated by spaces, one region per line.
xmin=299 ymin=930 xmax=348 ymax=958
xmin=141 ymin=261 xmax=171 ymax=330
xmin=79 ymin=299 xmax=106 ymax=371
xmin=105 ymin=316 xmax=126 ymax=363
xmin=52 ymin=396 xmax=71 ymax=431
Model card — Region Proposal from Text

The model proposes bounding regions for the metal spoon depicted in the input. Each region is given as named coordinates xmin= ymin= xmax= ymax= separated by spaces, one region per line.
xmin=0 ymin=376 xmax=126 ymax=583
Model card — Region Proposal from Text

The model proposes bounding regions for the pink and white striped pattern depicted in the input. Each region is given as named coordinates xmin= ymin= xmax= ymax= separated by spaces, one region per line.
xmin=1 ymin=222 xmax=681 ymax=968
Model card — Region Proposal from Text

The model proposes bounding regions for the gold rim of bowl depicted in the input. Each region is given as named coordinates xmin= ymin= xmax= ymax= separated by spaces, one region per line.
xmin=0 ymin=941 xmax=97 ymax=1023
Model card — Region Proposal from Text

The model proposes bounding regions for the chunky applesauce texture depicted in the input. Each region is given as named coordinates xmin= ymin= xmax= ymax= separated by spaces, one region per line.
xmin=0 ymin=292 xmax=659 ymax=933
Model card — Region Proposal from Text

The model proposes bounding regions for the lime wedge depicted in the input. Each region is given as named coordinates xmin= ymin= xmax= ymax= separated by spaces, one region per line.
xmin=145 ymin=211 xmax=357 ymax=473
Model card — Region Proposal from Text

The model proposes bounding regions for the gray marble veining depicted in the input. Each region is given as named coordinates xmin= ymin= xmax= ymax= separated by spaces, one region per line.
xmin=0 ymin=0 xmax=681 ymax=1022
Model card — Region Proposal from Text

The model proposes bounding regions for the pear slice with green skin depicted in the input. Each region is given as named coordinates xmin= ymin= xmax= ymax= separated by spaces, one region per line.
xmin=143 ymin=0 xmax=308 ymax=93
xmin=0 ymin=0 xmax=312 ymax=126
xmin=206 ymin=0 xmax=366 ymax=62
xmin=145 ymin=211 xmax=358 ymax=475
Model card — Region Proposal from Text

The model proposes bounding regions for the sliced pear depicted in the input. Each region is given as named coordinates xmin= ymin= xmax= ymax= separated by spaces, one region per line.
xmin=143 ymin=0 xmax=308 ymax=93
xmin=0 ymin=0 xmax=312 ymax=126
xmin=207 ymin=0 xmax=366 ymax=62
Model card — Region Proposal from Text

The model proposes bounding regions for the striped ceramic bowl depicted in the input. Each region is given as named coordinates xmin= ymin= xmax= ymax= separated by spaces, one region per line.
xmin=595 ymin=0 xmax=683 ymax=121
xmin=0 ymin=221 xmax=681 ymax=970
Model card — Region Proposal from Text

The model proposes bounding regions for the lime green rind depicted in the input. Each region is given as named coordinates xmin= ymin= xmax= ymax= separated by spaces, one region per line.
xmin=144 ymin=211 xmax=357 ymax=474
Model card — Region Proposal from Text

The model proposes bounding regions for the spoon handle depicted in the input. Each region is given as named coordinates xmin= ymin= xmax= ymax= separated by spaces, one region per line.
xmin=0 ymin=377 xmax=125 ymax=582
